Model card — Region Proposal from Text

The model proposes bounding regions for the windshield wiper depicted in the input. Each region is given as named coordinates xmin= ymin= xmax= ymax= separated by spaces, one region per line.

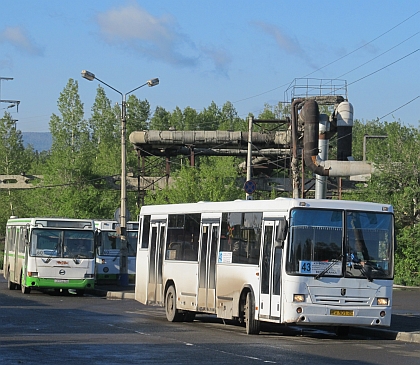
xmin=71 ymin=256 xmax=81 ymax=264
xmin=315 ymin=254 xmax=343 ymax=280
xmin=353 ymin=263 xmax=373 ymax=281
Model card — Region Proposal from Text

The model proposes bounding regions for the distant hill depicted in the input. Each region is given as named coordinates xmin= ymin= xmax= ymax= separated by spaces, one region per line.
xmin=22 ymin=132 xmax=52 ymax=152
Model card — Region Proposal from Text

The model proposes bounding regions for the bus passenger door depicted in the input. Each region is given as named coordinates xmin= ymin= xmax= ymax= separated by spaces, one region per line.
xmin=197 ymin=222 xmax=219 ymax=313
xmin=147 ymin=221 xmax=166 ymax=305
xmin=259 ymin=220 xmax=282 ymax=320
xmin=10 ymin=227 xmax=18 ymax=283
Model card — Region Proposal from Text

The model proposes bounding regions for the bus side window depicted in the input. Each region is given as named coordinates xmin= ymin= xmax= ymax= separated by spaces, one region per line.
xmin=140 ymin=215 xmax=151 ymax=249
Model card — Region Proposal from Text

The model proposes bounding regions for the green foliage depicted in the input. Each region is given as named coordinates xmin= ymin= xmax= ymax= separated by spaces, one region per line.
xmin=394 ymin=225 xmax=420 ymax=286
xmin=0 ymin=234 xmax=4 ymax=269
xmin=47 ymin=79 xmax=93 ymax=185
xmin=145 ymin=156 xmax=243 ymax=204
xmin=149 ymin=106 xmax=171 ymax=130
xmin=0 ymin=112 xmax=31 ymax=175
xmin=126 ymin=95 xmax=151 ymax=135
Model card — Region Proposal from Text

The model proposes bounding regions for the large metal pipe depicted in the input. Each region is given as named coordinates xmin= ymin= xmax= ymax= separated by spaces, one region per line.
xmin=129 ymin=130 xmax=291 ymax=148
xmin=336 ymin=101 xmax=354 ymax=161
xmin=302 ymin=99 xmax=374 ymax=178
xmin=291 ymin=98 xmax=304 ymax=198
xmin=302 ymin=100 xmax=330 ymax=176
xmin=133 ymin=147 xmax=291 ymax=157
xmin=315 ymin=114 xmax=329 ymax=199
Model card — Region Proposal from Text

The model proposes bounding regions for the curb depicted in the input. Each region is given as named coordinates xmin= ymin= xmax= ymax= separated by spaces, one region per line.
xmin=106 ymin=291 xmax=135 ymax=300
xmin=87 ymin=288 xmax=135 ymax=300
xmin=351 ymin=326 xmax=420 ymax=343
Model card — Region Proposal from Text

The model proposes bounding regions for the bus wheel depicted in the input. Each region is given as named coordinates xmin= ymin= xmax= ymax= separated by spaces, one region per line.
xmin=7 ymin=270 xmax=16 ymax=290
xmin=21 ymin=284 xmax=31 ymax=294
xmin=165 ymin=285 xmax=183 ymax=322
xmin=244 ymin=292 xmax=260 ymax=335
xmin=76 ymin=290 xmax=85 ymax=296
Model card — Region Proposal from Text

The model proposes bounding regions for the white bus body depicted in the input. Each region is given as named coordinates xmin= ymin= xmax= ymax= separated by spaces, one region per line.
xmin=94 ymin=220 xmax=138 ymax=283
xmin=135 ymin=198 xmax=395 ymax=334
xmin=3 ymin=217 xmax=96 ymax=295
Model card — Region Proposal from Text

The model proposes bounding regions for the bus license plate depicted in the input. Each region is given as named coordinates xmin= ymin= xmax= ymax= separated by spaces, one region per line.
xmin=330 ymin=310 xmax=354 ymax=316
xmin=54 ymin=279 xmax=69 ymax=283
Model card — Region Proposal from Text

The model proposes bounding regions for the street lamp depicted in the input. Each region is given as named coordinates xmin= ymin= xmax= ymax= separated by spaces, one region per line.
xmin=81 ymin=70 xmax=159 ymax=286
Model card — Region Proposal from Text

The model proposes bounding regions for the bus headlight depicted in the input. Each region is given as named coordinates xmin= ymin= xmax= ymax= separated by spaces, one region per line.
xmin=377 ymin=298 xmax=389 ymax=306
xmin=28 ymin=271 xmax=38 ymax=277
xmin=84 ymin=274 xmax=94 ymax=279
xmin=293 ymin=294 xmax=305 ymax=302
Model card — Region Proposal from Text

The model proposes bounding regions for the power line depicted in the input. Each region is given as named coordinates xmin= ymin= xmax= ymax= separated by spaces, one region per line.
xmin=379 ymin=95 xmax=420 ymax=120
xmin=305 ymin=10 xmax=420 ymax=78
xmin=233 ymin=10 xmax=420 ymax=105
xmin=347 ymin=49 xmax=419 ymax=87
xmin=335 ymin=31 xmax=420 ymax=79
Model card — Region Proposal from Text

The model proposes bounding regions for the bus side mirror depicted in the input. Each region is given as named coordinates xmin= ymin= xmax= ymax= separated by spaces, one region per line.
xmin=23 ymin=224 xmax=30 ymax=245
xmin=275 ymin=218 xmax=288 ymax=247
xmin=24 ymin=229 xmax=29 ymax=245
xmin=94 ymin=230 xmax=102 ymax=247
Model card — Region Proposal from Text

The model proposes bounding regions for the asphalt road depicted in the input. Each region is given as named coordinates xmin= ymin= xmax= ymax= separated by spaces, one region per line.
xmin=1 ymin=280 xmax=420 ymax=365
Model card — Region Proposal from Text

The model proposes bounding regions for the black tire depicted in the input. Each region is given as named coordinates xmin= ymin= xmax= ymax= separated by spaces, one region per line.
xmin=183 ymin=311 xmax=196 ymax=322
xmin=244 ymin=291 xmax=260 ymax=335
xmin=76 ymin=289 xmax=85 ymax=296
xmin=165 ymin=285 xmax=183 ymax=322
xmin=7 ymin=270 xmax=16 ymax=290
xmin=21 ymin=284 xmax=31 ymax=294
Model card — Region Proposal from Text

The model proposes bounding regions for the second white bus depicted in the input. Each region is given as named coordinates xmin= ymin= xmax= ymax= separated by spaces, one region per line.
xmin=135 ymin=198 xmax=395 ymax=335
xmin=94 ymin=220 xmax=138 ymax=283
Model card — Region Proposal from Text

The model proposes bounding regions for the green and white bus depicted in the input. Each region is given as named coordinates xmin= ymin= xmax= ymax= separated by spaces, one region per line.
xmin=3 ymin=217 xmax=96 ymax=295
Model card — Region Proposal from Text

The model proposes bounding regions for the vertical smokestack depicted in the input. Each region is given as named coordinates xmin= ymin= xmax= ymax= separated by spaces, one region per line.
xmin=336 ymin=101 xmax=353 ymax=161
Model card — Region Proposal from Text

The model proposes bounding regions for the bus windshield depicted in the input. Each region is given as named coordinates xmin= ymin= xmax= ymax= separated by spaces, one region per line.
xmin=286 ymin=208 xmax=393 ymax=280
xmin=98 ymin=231 xmax=137 ymax=257
xmin=30 ymin=229 xmax=95 ymax=259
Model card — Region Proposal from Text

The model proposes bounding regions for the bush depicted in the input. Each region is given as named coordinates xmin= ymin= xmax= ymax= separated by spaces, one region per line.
xmin=394 ymin=226 xmax=420 ymax=286
xmin=0 ymin=237 xmax=4 ymax=271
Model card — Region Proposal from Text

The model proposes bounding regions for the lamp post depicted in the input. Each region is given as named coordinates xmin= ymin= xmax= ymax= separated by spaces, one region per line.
xmin=81 ymin=70 xmax=159 ymax=286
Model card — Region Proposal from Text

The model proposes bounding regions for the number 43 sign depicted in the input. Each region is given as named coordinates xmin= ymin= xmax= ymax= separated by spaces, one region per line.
xmin=299 ymin=260 xmax=341 ymax=275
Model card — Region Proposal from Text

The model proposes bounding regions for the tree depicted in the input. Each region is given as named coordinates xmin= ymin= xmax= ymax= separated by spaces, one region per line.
xmin=0 ymin=112 xmax=34 ymax=221
xmin=89 ymin=85 xmax=121 ymax=177
xmin=149 ymin=106 xmax=171 ymax=130
xmin=183 ymin=106 xmax=199 ymax=130
xmin=42 ymin=78 xmax=96 ymax=218
xmin=169 ymin=106 xmax=185 ymax=130
xmin=0 ymin=112 xmax=32 ymax=175
xmin=126 ymin=95 xmax=151 ymax=135
xmin=145 ymin=156 xmax=242 ymax=204
xmin=197 ymin=101 xmax=220 ymax=130
xmin=85 ymin=85 xmax=122 ymax=218
xmin=219 ymin=101 xmax=246 ymax=131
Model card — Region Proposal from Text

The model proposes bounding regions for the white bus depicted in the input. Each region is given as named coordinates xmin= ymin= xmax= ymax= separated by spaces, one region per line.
xmin=94 ymin=220 xmax=138 ymax=283
xmin=3 ymin=217 xmax=96 ymax=295
xmin=135 ymin=198 xmax=395 ymax=335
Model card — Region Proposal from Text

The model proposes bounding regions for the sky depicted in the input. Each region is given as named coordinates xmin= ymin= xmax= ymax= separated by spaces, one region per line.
xmin=0 ymin=1 xmax=419 ymax=132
